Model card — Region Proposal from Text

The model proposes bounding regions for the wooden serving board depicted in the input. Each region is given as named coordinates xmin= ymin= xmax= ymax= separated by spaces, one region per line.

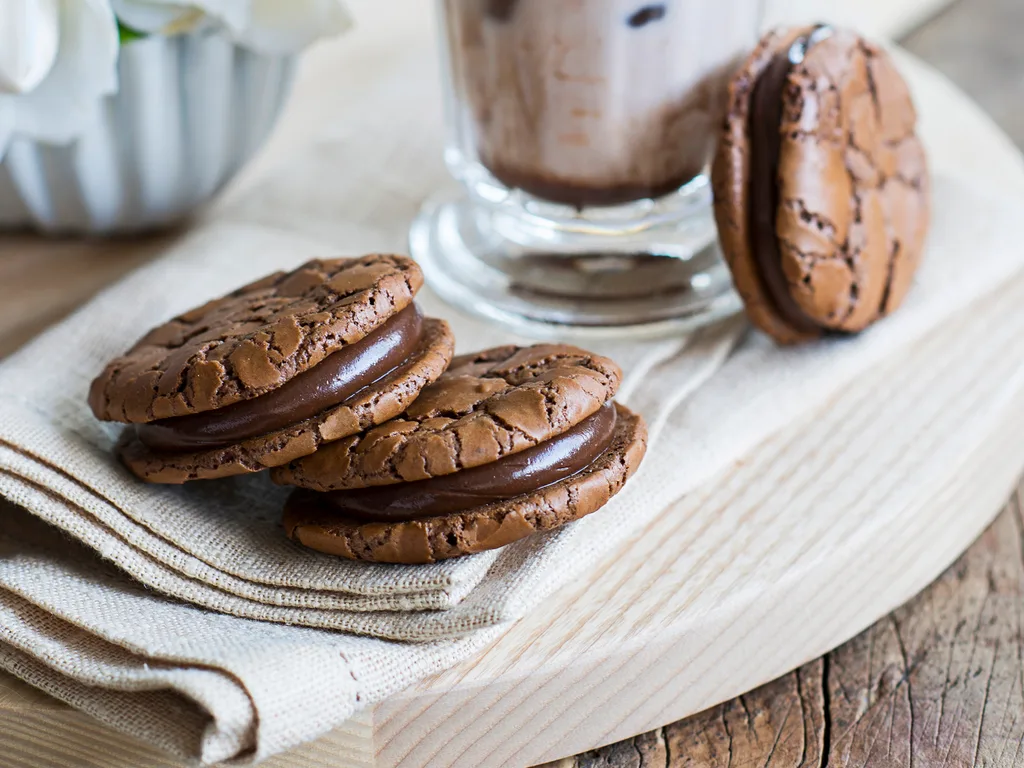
xmin=764 ymin=0 xmax=956 ymax=38
xmin=3 ymin=268 xmax=1024 ymax=768
xmin=2 ymin=4 xmax=1024 ymax=766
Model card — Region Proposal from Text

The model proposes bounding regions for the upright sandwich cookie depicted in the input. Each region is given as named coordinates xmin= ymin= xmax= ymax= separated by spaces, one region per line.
xmin=89 ymin=255 xmax=455 ymax=483
xmin=273 ymin=344 xmax=647 ymax=564
xmin=712 ymin=26 xmax=930 ymax=344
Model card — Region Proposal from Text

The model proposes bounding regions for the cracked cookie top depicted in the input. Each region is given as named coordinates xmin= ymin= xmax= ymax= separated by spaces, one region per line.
xmin=89 ymin=255 xmax=423 ymax=423
xmin=712 ymin=27 xmax=930 ymax=344
xmin=271 ymin=344 xmax=623 ymax=491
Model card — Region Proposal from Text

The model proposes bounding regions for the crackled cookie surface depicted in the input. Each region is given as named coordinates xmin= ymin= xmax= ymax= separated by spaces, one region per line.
xmin=89 ymin=256 xmax=455 ymax=483
xmin=89 ymin=255 xmax=423 ymax=423
xmin=272 ymin=343 xmax=623 ymax=491
xmin=712 ymin=26 xmax=930 ymax=344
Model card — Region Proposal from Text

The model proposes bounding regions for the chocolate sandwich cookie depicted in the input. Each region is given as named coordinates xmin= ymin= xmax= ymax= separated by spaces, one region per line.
xmin=273 ymin=344 xmax=647 ymax=563
xmin=89 ymin=256 xmax=455 ymax=483
xmin=712 ymin=26 xmax=930 ymax=344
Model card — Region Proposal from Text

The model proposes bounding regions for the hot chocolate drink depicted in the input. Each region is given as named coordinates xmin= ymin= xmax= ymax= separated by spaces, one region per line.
xmin=444 ymin=0 xmax=762 ymax=208
xmin=409 ymin=0 xmax=762 ymax=337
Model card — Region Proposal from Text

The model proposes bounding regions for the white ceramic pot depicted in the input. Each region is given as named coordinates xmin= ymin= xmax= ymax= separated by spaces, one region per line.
xmin=0 ymin=31 xmax=295 ymax=234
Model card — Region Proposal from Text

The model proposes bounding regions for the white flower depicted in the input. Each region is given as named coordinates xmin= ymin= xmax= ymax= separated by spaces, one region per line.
xmin=0 ymin=0 xmax=119 ymax=157
xmin=0 ymin=0 xmax=60 ymax=95
xmin=111 ymin=0 xmax=352 ymax=55
xmin=111 ymin=0 xmax=244 ymax=36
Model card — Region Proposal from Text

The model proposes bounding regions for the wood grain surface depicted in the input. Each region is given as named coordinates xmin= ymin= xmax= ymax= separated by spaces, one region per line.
xmin=550 ymin=487 xmax=1024 ymax=768
xmin=903 ymin=0 xmax=1024 ymax=147
xmin=0 ymin=232 xmax=176 ymax=359
xmin=2 ymin=266 xmax=1023 ymax=768
xmin=555 ymin=2 xmax=1024 ymax=765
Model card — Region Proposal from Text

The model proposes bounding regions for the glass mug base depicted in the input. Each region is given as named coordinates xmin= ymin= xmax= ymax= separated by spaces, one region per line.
xmin=409 ymin=181 xmax=743 ymax=340
xmin=450 ymin=150 xmax=718 ymax=237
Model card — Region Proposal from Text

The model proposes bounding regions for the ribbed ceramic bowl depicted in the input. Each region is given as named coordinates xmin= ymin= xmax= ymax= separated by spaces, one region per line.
xmin=0 ymin=31 xmax=295 ymax=235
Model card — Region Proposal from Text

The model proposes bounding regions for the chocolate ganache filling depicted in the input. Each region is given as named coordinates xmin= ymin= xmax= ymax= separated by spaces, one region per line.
xmin=749 ymin=25 xmax=834 ymax=335
xmin=137 ymin=305 xmax=424 ymax=452
xmin=320 ymin=401 xmax=619 ymax=522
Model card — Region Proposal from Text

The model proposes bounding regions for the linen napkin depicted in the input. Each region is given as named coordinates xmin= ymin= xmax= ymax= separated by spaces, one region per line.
xmin=0 ymin=217 xmax=740 ymax=640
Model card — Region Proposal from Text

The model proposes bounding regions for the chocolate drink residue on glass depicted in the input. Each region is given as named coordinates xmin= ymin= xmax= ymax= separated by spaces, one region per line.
xmin=445 ymin=0 xmax=762 ymax=208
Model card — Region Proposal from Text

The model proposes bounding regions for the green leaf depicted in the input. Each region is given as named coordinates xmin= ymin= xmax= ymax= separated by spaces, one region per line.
xmin=117 ymin=21 xmax=145 ymax=44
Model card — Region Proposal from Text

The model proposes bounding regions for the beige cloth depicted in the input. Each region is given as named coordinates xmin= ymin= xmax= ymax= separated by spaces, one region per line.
xmin=0 ymin=0 xmax=1023 ymax=760
xmin=0 ymin=218 xmax=741 ymax=640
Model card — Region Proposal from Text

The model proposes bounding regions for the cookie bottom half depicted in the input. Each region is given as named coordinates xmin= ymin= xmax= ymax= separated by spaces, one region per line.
xmin=282 ymin=404 xmax=648 ymax=564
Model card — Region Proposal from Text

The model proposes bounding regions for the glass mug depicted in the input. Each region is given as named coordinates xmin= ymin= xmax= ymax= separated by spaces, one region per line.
xmin=411 ymin=0 xmax=764 ymax=337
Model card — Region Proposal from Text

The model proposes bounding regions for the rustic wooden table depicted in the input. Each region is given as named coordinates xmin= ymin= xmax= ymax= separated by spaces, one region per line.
xmin=553 ymin=1 xmax=1024 ymax=765
xmin=0 ymin=2 xmax=1020 ymax=767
